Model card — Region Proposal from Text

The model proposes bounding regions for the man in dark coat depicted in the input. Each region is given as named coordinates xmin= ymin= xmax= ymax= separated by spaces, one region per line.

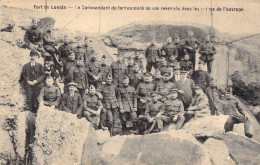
xmin=191 ymin=60 xmax=210 ymax=90
xmin=74 ymin=39 xmax=87 ymax=65
xmin=111 ymin=53 xmax=128 ymax=87
xmin=179 ymin=52 xmax=193 ymax=77
xmin=145 ymin=39 xmax=161 ymax=72
xmin=58 ymin=35 xmax=74 ymax=64
xmin=61 ymin=82 xmax=83 ymax=118
xmin=20 ymin=50 xmax=45 ymax=112
xmin=161 ymin=37 xmax=178 ymax=61
xmin=97 ymin=55 xmax=112 ymax=88
xmin=128 ymin=64 xmax=143 ymax=90
xmin=63 ymin=52 xmax=76 ymax=93
xmin=82 ymin=37 xmax=95 ymax=62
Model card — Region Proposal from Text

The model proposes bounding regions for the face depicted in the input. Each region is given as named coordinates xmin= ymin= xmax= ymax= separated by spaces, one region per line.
xmin=144 ymin=76 xmax=152 ymax=83
xmin=205 ymin=35 xmax=210 ymax=42
xmin=68 ymin=53 xmax=75 ymax=60
xmin=188 ymin=31 xmax=194 ymax=37
xmin=45 ymin=60 xmax=51 ymax=67
xmin=101 ymin=58 xmax=107 ymax=64
xmin=84 ymin=39 xmax=88 ymax=45
xmin=161 ymin=59 xmax=166 ymax=66
xmin=128 ymin=58 xmax=134 ymax=66
xmin=106 ymin=78 xmax=112 ymax=84
xmin=77 ymin=40 xmax=81 ymax=46
xmin=47 ymin=25 xmax=52 ymax=31
xmin=133 ymin=65 xmax=139 ymax=72
xmin=225 ymin=92 xmax=232 ymax=99
xmin=77 ymin=59 xmax=84 ymax=66
xmin=122 ymin=78 xmax=129 ymax=86
xmin=68 ymin=86 xmax=76 ymax=93
xmin=64 ymin=37 xmax=69 ymax=44
xmin=167 ymin=37 xmax=172 ymax=44
xmin=169 ymin=55 xmax=175 ymax=61
xmin=151 ymin=40 xmax=155 ymax=45
xmin=154 ymin=71 xmax=161 ymax=78
xmin=169 ymin=92 xmax=178 ymax=99
xmin=163 ymin=74 xmax=169 ymax=82
xmin=174 ymin=37 xmax=180 ymax=43
xmin=46 ymin=78 xmax=54 ymax=86
xmin=31 ymin=22 xmax=37 ymax=28
xmin=89 ymin=87 xmax=96 ymax=95
xmin=184 ymin=55 xmax=189 ymax=60
xmin=135 ymin=52 xmax=140 ymax=58
xmin=151 ymin=95 xmax=157 ymax=102
xmin=180 ymin=73 xmax=187 ymax=80
xmin=117 ymin=55 xmax=122 ymax=61
xmin=30 ymin=55 xmax=37 ymax=62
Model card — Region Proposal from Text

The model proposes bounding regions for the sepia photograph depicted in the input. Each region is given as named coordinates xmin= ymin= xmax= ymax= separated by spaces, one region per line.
xmin=0 ymin=0 xmax=259 ymax=164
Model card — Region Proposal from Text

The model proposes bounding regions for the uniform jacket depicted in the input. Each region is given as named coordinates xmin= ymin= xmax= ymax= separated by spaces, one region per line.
xmin=82 ymin=44 xmax=94 ymax=60
xmin=24 ymin=27 xmax=42 ymax=45
xmin=128 ymin=72 xmax=143 ymax=89
xmin=98 ymin=84 xmax=119 ymax=109
xmin=167 ymin=60 xmax=179 ymax=70
xmin=38 ymin=85 xmax=61 ymax=107
xmin=175 ymin=79 xmax=195 ymax=106
xmin=183 ymin=38 xmax=200 ymax=53
xmin=221 ymin=97 xmax=246 ymax=118
xmin=156 ymin=81 xmax=176 ymax=96
xmin=58 ymin=44 xmax=74 ymax=60
xmin=190 ymin=93 xmax=210 ymax=118
xmin=83 ymin=93 xmax=102 ymax=111
xmin=111 ymin=61 xmax=128 ymax=87
xmin=161 ymin=99 xmax=184 ymax=117
xmin=118 ymin=86 xmax=137 ymax=112
xmin=145 ymin=44 xmax=160 ymax=63
xmin=145 ymin=101 xmax=163 ymax=120
xmin=20 ymin=62 xmax=45 ymax=88
xmin=69 ymin=65 xmax=88 ymax=89
xmin=161 ymin=43 xmax=178 ymax=59
xmin=98 ymin=64 xmax=112 ymax=83
xmin=198 ymin=42 xmax=217 ymax=61
xmin=43 ymin=31 xmax=56 ymax=46
xmin=134 ymin=58 xmax=144 ymax=72
xmin=61 ymin=92 xmax=83 ymax=116
xmin=136 ymin=82 xmax=156 ymax=109
xmin=74 ymin=46 xmax=87 ymax=64
xmin=192 ymin=70 xmax=210 ymax=90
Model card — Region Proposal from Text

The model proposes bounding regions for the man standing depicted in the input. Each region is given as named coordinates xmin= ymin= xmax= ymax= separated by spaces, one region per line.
xmin=171 ymin=66 xmax=181 ymax=83
xmin=86 ymin=56 xmax=101 ymax=88
xmin=61 ymin=82 xmax=83 ymax=118
xmin=198 ymin=35 xmax=217 ymax=74
xmin=38 ymin=76 xmax=61 ymax=108
xmin=191 ymin=60 xmax=211 ymax=90
xmin=179 ymin=52 xmax=193 ymax=76
xmin=128 ymin=64 xmax=143 ymax=90
xmin=82 ymin=85 xmax=103 ymax=130
xmin=160 ymin=88 xmax=185 ymax=130
xmin=58 ymin=35 xmax=74 ymax=64
xmin=97 ymin=55 xmax=112 ymax=88
xmin=118 ymin=76 xmax=138 ymax=135
xmin=133 ymin=51 xmax=144 ymax=72
xmin=82 ymin=37 xmax=94 ymax=62
xmin=74 ymin=39 xmax=87 ymax=65
xmin=63 ymin=51 xmax=76 ymax=93
xmin=186 ymin=84 xmax=210 ymax=118
xmin=174 ymin=35 xmax=185 ymax=62
xmin=183 ymin=30 xmax=200 ymax=68
xmin=161 ymin=37 xmax=178 ymax=61
xmin=145 ymin=39 xmax=161 ymax=72
xmin=111 ymin=53 xmax=128 ymax=87
xmin=20 ymin=50 xmax=45 ymax=112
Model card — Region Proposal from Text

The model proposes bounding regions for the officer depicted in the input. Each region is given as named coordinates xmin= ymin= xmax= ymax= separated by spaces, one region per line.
xmin=198 ymin=35 xmax=217 ymax=74
xmin=98 ymin=74 xmax=121 ymax=136
xmin=24 ymin=19 xmax=44 ymax=56
xmin=160 ymin=88 xmax=185 ymax=130
xmin=186 ymin=84 xmax=210 ymax=118
xmin=111 ymin=53 xmax=128 ymax=87
xmin=69 ymin=56 xmax=88 ymax=97
xmin=191 ymin=60 xmax=211 ymax=90
xmin=156 ymin=72 xmax=176 ymax=101
xmin=136 ymin=72 xmax=156 ymax=116
xmin=19 ymin=50 xmax=45 ymax=112
xmin=179 ymin=52 xmax=194 ymax=76
xmin=86 ymin=56 xmax=101 ymax=88
xmin=223 ymin=89 xmax=253 ymax=138
xmin=128 ymin=64 xmax=144 ymax=90
xmin=58 ymin=35 xmax=74 ymax=64
xmin=38 ymin=76 xmax=61 ymax=108
xmin=82 ymin=37 xmax=94 ymax=62
xmin=97 ymin=55 xmax=112 ymax=88
xmin=183 ymin=30 xmax=200 ymax=69
xmin=145 ymin=39 xmax=161 ymax=72
xmin=82 ymin=85 xmax=103 ymax=130
xmin=161 ymin=37 xmax=178 ymax=61
xmin=74 ymin=39 xmax=87 ymax=65
xmin=139 ymin=91 xmax=164 ymax=134
xmin=117 ymin=76 xmax=138 ymax=135
xmin=61 ymin=82 xmax=83 ymax=118
xmin=133 ymin=51 xmax=144 ymax=72
xmin=63 ymin=51 xmax=76 ymax=93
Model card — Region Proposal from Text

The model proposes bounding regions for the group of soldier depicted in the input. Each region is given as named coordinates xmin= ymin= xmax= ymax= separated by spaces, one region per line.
xmin=19 ymin=19 xmax=253 ymax=141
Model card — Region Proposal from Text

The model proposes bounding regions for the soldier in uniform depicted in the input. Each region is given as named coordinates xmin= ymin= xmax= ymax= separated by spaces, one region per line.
xmin=82 ymin=37 xmax=94 ymax=62
xmin=175 ymin=70 xmax=195 ymax=109
xmin=152 ymin=69 xmax=163 ymax=89
xmin=223 ymin=89 xmax=253 ymax=138
xmin=156 ymin=72 xmax=176 ymax=102
xmin=174 ymin=35 xmax=185 ymax=62
xmin=198 ymin=35 xmax=217 ymax=74
xmin=97 ymin=55 xmax=112 ymax=88
xmin=127 ymin=56 xmax=134 ymax=74
xmin=167 ymin=54 xmax=179 ymax=71
xmin=136 ymin=72 xmax=156 ymax=116
xmin=139 ymin=91 xmax=164 ymax=134
xmin=133 ymin=51 xmax=144 ymax=72
xmin=69 ymin=56 xmax=88 ymax=97
xmin=86 ymin=56 xmax=101 ymax=88
xmin=128 ymin=64 xmax=143 ymax=90
xmin=117 ymin=76 xmax=138 ymax=135
xmin=63 ymin=51 xmax=76 ymax=93
xmin=58 ymin=35 xmax=74 ymax=64
xmin=186 ymin=84 xmax=210 ymax=118
xmin=38 ymin=76 xmax=61 ymax=108
xmin=61 ymin=82 xmax=83 ymax=118
xmin=111 ymin=53 xmax=128 ymax=87
xmin=74 ymin=39 xmax=87 ymax=65
xmin=145 ymin=39 xmax=161 ymax=72
xmin=24 ymin=19 xmax=44 ymax=56
xmin=20 ymin=50 xmax=45 ymax=112
xmin=171 ymin=65 xmax=181 ymax=83
xmin=179 ymin=52 xmax=194 ymax=77
xmin=82 ymin=85 xmax=103 ymax=130
xmin=160 ymin=88 xmax=185 ymax=130
xmin=183 ymin=30 xmax=200 ymax=68
xmin=158 ymin=57 xmax=170 ymax=76
xmin=161 ymin=37 xmax=178 ymax=61
xmin=98 ymin=75 xmax=121 ymax=136
xmin=191 ymin=60 xmax=210 ymax=90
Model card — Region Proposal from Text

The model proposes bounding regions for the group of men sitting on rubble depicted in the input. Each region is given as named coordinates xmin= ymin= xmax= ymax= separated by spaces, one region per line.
xmin=19 ymin=19 xmax=254 ymax=138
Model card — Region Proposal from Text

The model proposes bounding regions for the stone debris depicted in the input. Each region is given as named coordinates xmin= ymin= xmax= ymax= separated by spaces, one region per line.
xmin=95 ymin=129 xmax=111 ymax=145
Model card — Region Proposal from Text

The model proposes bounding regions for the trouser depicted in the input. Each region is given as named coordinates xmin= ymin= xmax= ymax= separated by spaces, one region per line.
xmin=120 ymin=111 xmax=138 ymax=135
xmin=160 ymin=114 xmax=185 ymax=130
xmin=26 ymin=85 xmax=41 ymax=113
xmin=83 ymin=111 xmax=100 ymax=130
xmin=27 ymin=43 xmax=46 ymax=55
xmin=224 ymin=116 xmax=252 ymax=135
xmin=188 ymin=52 xmax=196 ymax=69
xmin=206 ymin=60 xmax=213 ymax=74
xmin=100 ymin=108 xmax=121 ymax=136
xmin=26 ymin=112 xmax=37 ymax=145
xmin=138 ymin=115 xmax=163 ymax=134
xmin=146 ymin=61 xmax=159 ymax=72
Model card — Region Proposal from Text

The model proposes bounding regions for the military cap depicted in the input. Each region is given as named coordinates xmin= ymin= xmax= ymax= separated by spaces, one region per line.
xmin=194 ymin=84 xmax=204 ymax=90
xmin=162 ymin=72 xmax=171 ymax=76
xmin=123 ymin=75 xmax=129 ymax=80
xmin=89 ymin=85 xmax=96 ymax=90
xmin=76 ymin=55 xmax=83 ymax=60
xmin=225 ymin=87 xmax=232 ymax=93
xmin=101 ymin=55 xmax=107 ymax=59
xmin=30 ymin=50 xmax=38 ymax=56
xmin=143 ymin=72 xmax=153 ymax=77
xmin=67 ymin=82 xmax=77 ymax=87
xmin=169 ymin=88 xmax=178 ymax=93
xmin=180 ymin=70 xmax=187 ymax=74
xmin=107 ymin=74 xmax=113 ymax=79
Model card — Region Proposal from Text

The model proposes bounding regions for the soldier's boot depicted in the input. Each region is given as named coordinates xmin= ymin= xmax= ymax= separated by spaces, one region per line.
xmin=244 ymin=119 xmax=253 ymax=138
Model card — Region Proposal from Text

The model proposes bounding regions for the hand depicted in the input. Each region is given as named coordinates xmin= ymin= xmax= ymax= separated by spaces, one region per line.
xmin=140 ymin=99 xmax=146 ymax=103
xmin=173 ymin=116 xmax=178 ymax=122
xmin=120 ymin=109 xmax=124 ymax=113
xmin=27 ymin=80 xmax=34 ymax=85
xmin=32 ymin=80 xmax=38 ymax=85
xmin=96 ymin=92 xmax=102 ymax=99
xmin=149 ymin=117 xmax=154 ymax=123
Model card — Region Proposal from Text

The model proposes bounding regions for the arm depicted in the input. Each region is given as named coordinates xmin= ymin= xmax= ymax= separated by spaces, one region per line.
xmin=53 ymin=87 xmax=61 ymax=107
xmin=133 ymin=91 xmax=137 ymax=110
xmin=179 ymin=101 xmax=184 ymax=115
xmin=24 ymin=30 xmax=30 ymax=44
xmin=35 ymin=64 xmax=45 ymax=83
xmin=145 ymin=105 xmax=152 ymax=121
xmin=68 ymin=67 xmax=75 ymax=83
xmin=117 ymin=89 xmax=123 ymax=111
xmin=211 ymin=45 xmax=217 ymax=55
xmin=145 ymin=47 xmax=149 ymax=59
xmin=236 ymin=99 xmax=246 ymax=116
xmin=43 ymin=33 xmax=55 ymax=43
xmin=36 ymin=32 xmax=43 ymax=45
xmin=61 ymin=95 xmax=71 ymax=112
xmin=190 ymin=96 xmax=209 ymax=111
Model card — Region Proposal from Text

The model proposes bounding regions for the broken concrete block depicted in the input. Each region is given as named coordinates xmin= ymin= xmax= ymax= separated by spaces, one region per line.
xmin=204 ymin=138 xmax=235 ymax=165
xmin=33 ymin=106 xmax=98 ymax=165
xmin=101 ymin=130 xmax=212 ymax=165
xmin=223 ymin=132 xmax=260 ymax=165
xmin=95 ymin=129 xmax=110 ymax=145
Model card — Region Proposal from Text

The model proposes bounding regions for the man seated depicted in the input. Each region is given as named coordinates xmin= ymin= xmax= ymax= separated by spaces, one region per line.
xmin=38 ymin=76 xmax=61 ymax=108
xmin=186 ymin=84 xmax=210 ymax=118
xmin=82 ymin=85 xmax=103 ymax=130
xmin=61 ymin=82 xmax=83 ymax=118
xmin=138 ymin=91 xmax=163 ymax=134
xmin=223 ymin=88 xmax=253 ymax=138
xmin=160 ymin=88 xmax=185 ymax=130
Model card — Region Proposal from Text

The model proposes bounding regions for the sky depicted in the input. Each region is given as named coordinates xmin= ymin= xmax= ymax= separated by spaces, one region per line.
xmin=2 ymin=0 xmax=260 ymax=34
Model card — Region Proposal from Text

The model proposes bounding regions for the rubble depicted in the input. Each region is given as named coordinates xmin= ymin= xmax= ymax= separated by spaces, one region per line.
xmin=95 ymin=129 xmax=111 ymax=145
